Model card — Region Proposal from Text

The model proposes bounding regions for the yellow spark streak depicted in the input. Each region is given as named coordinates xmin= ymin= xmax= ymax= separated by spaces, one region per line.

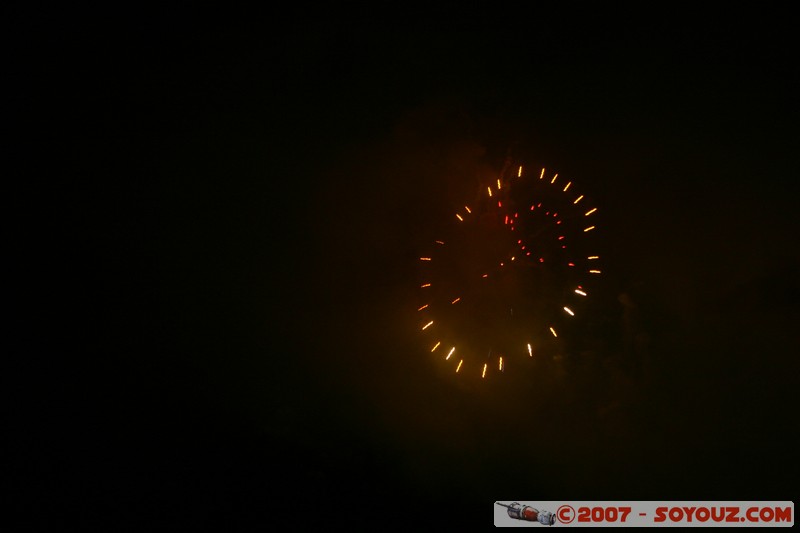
xmin=588 ymin=256 xmax=599 ymax=260
xmin=574 ymin=289 xmax=587 ymax=296
xmin=421 ymin=283 xmax=431 ymax=288
xmin=420 ymin=257 xmax=431 ymax=261
xmin=431 ymin=342 xmax=440 ymax=352
xmin=584 ymin=226 xmax=595 ymax=232
xmin=518 ymin=166 xmax=522 ymax=177
xmin=456 ymin=214 xmax=463 ymax=221
xmin=482 ymin=363 xmax=487 ymax=378
xmin=539 ymin=168 xmax=545 ymax=180
xmin=563 ymin=181 xmax=571 ymax=192
xmin=487 ymin=187 xmax=492 ymax=197
xmin=589 ymin=269 xmax=601 ymax=274
xmin=482 ymin=274 xmax=488 ymax=278
xmin=464 ymin=205 xmax=471 ymax=213
xmin=585 ymin=208 xmax=597 ymax=216
xmin=563 ymin=306 xmax=574 ymax=316
xmin=446 ymin=347 xmax=455 ymax=360
xmin=527 ymin=343 xmax=533 ymax=357
xmin=499 ymin=356 xmax=503 ymax=371
xmin=574 ymin=195 xmax=584 ymax=204
xmin=497 ymin=179 xmax=502 ymax=190
xmin=550 ymin=327 xmax=557 ymax=337
xmin=551 ymin=173 xmax=558 ymax=184
xmin=422 ymin=321 xmax=433 ymax=330
xmin=451 ymin=297 xmax=461 ymax=304
xmin=435 ymin=240 xmax=445 ymax=245
xmin=511 ymin=256 xmax=515 ymax=261
xmin=417 ymin=304 xmax=429 ymax=311
xmin=456 ymin=359 xmax=463 ymax=372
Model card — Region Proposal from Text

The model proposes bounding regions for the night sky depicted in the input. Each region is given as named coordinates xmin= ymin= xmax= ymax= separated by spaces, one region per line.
xmin=13 ymin=7 xmax=799 ymax=528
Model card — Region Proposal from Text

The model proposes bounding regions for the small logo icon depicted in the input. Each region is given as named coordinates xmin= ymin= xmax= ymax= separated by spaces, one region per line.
xmin=496 ymin=502 xmax=556 ymax=525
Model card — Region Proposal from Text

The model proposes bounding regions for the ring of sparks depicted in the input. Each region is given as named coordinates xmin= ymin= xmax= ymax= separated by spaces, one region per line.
xmin=417 ymin=164 xmax=602 ymax=379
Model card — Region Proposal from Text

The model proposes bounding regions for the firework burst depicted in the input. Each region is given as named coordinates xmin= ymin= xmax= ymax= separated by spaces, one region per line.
xmin=416 ymin=160 xmax=603 ymax=379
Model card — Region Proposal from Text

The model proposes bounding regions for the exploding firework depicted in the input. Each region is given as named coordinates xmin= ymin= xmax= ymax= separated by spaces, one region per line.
xmin=416 ymin=159 xmax=603 ymax=379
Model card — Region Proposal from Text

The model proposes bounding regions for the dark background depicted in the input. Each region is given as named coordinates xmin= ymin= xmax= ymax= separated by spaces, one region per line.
xmin=12 ymin=6 xmax=798 ymax=528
